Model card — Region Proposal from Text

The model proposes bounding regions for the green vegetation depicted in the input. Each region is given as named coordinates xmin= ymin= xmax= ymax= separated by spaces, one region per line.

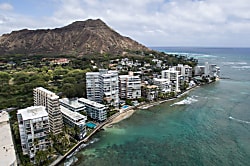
xmin=0 ymin=50 xmax=197 ymax=110
xmin=1 ymin=50 xmax=198 ymax=165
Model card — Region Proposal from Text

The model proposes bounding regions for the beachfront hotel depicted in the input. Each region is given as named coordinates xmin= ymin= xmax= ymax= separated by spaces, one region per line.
xmin=60 ymin=106 xmax=87 ymax=140
xmin=17 ymin=106 xmax=50 ymax=162
xmin=78 ymin=98 xmax=107 ymax=121
xmin=119 ymin=72 xmax=141 ymax=99
xmin=86 ymin=69 xmax=119 ymax=107
xmin=33 ymin=87 xmax=63 ymax=135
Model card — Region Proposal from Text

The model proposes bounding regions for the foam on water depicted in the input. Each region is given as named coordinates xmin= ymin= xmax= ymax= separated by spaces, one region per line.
xmin=229 ymin=116 xmax=250 ymax=124
xmin=171 ymin=96 xmax=198 ymax=106
xmin=232 ymin=66 xmax=250 ymax=69
xmin=222 ymin=62 xmax=248 ymax=65
xmin=165 ymin=52 xmax=217 ymax=58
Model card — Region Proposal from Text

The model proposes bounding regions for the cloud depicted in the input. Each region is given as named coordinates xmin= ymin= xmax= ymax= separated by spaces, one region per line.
xmin=0 ymin=0 xmax=250 ymax=47
xmin=0 ymin=3 xmax=13 ymax=11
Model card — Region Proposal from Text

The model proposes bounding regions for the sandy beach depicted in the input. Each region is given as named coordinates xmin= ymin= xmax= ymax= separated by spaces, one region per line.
xmin=104 ymin=109 xmax=135 ymax=128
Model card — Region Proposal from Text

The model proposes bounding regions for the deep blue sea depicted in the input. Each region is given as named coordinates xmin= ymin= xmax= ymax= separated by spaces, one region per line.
xmin=65 ymin=47 xmax=250 ymax=166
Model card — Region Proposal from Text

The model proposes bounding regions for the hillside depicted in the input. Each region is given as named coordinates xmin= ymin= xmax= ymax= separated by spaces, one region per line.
xmin=0 ymin=19 xmax=150 ymax=56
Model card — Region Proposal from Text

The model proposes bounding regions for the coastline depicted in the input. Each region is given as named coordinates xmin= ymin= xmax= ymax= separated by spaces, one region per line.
xmin=52 ymin=85 xmax=200 ymax=166
xmin=104 ymin=85 xmax=200 ymax=128
xmin=104 ymin=109 xmax=135 ymax=128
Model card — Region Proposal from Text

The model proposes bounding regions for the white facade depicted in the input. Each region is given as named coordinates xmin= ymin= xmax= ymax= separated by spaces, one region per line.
xmin=60 ymin=106 xmax=87 ymax=140
xmin=33 ymin=87 xmax=63 ymax=135
xmin=86 ymin=70 xmax=119 ymax=107
xmin=195 ymin=62 xmax=220 ymax=78
xmin=100 ymin=71 xmax=119 ymax=107
xmin=153 ymin=78 xmax=171 ymax=93
xmin=119 ymin=74 xmax=141 ymax=99
xmin=162 ymin=68 xmax=180 ymax=92
xmin=78 ymin=98 xmax=107 ymax=121
xmin=86 ymin=72 xmax=102 ymax=103
xmin=175 ymin=64 xmax=192 ymax=81
xmin=17 ymin=106 xmax=50 ymax=161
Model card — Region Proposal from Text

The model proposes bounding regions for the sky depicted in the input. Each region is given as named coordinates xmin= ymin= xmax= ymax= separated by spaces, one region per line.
xmin=0 ymin=0 xmax=250 ymax=47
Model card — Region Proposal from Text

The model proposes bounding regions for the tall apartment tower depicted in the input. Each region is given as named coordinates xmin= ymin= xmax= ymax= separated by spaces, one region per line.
xmin=119 ymin=73 xmax=141 ymax=99
xmin=162 ymin=68 xmax=180 ymax=92
xmin=86 ymin=70 xmax=119 ymax=107
xmin=33 ymin=87 xmax=63 ymax=135
xmin=86 ymin=72 xmax=102 ymax=103
xmin=100 ymin=70 xmax=119 ymax=107
xmin=17 ymin=106 xmax=50 ymax=162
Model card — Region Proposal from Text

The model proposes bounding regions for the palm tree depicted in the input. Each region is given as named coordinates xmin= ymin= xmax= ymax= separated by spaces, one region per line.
xmin=12 ymin=121 xmax=20 ymax=140
xmin=35 ymin=150 xmax=47 ymax=166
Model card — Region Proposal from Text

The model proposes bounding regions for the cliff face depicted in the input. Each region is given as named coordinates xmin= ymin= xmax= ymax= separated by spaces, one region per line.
xmin=0 ymin=19 xmax=150 ymax=56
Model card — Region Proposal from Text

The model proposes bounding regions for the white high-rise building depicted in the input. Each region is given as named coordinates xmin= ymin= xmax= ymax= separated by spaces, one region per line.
xmin=174 ymin=64 xmax=192 ymax=81
xmin=119 ymin=74 xmax=141 ymax=99
xmin=100 ymin=70 xmax=119 ymax=107
xmin=195 ymin=62 xmax=220 ymax=78
xmin=162 ymin=68 xmax=180 ymax=92
xmin=86 ymin=70 xmax=119 ymax=107
xmin=86 ymin=72 xmax=102 ymax=103
xmin=33 ymin=87 xmax=63 ymax=135
xmin=17 ymin=106 xmax=50 ymax=161
xmin=153 ymin=78 xmax=171 ymax=93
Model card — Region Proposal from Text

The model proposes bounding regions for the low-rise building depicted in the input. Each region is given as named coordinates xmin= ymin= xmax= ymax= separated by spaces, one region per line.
xmin=60 ymin=106 xmax=87 ymax=140
xmin=17 ymin=106 xmax=50 ymax=162
xmin=59 ymin=98 xmax=85 ymax=112
xmin=78 ymin=98 xmax=107 ymax=121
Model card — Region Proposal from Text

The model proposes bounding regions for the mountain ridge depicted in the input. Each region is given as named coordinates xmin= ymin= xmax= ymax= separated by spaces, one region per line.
xmin=0 ymin=19 xmax=150 ymax=56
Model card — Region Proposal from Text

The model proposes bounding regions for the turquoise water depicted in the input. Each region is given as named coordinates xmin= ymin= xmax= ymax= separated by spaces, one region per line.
xmin=65 ymin=48 xmax=250 ymax=166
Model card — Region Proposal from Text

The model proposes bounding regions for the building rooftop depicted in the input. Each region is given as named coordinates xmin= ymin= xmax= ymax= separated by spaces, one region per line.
xmin=17 ymin=106 xmax=48 ymax=121
xmin=60 ymin=106 xmax=87 ymax=123
xmin=0 ymin=111 xmax=17 ymax=166
xmin=35 ymin=87 xmax=59 ymax=99
xmin=59 ymin=98 xmax=85 ymax=109
xmin=78 ymin=98 xmax=106 ymax=108
xmin=86 ymin=72 xmax=100 ymax=75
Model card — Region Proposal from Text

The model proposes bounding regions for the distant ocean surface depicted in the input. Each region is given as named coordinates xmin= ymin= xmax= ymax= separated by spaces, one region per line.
xmin=64 ymin=47 xmax=250 ymax=166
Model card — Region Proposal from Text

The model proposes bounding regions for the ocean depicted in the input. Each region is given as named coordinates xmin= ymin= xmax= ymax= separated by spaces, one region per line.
xmin=64 ymin=47 xmax=250 ymax=166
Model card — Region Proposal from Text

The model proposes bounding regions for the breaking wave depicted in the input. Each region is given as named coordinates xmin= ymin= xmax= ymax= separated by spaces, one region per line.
xmin=165 ymin=52 xmax=217 ymax=58
xmin=64 ymin=138 xmax=100 ymax=166
xmin=222 ymin=62 xmax=248 ymax=65
xmin=231 ymin=66 xmax=250 ymax=69
xmin=171 ymin=96 xmax=198 ymax=106
xmin=229 ymin=116 xmax=250 ymax=124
